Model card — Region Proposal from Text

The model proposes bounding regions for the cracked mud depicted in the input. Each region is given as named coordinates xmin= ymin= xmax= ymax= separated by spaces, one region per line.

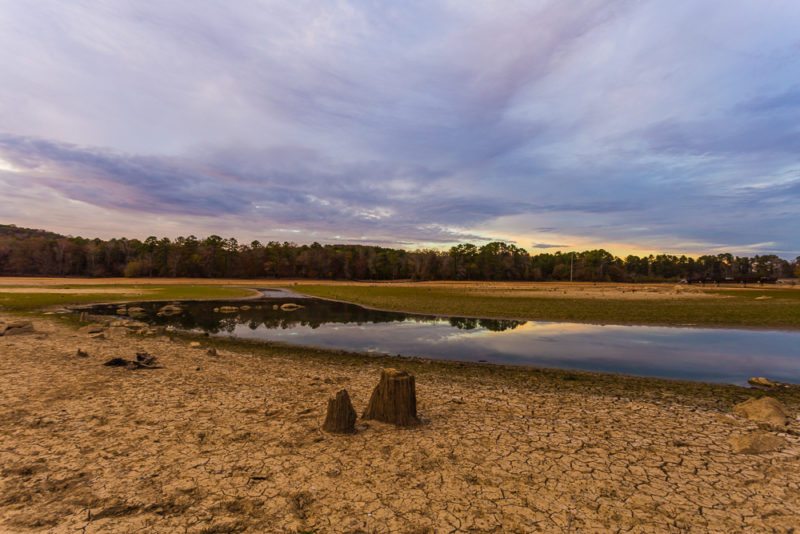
xmin=0 ymin=315 xmax=798 ymax=533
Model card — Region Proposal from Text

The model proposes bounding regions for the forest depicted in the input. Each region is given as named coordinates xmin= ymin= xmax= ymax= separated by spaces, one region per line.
xmin=1 ymin=224 xmax=797 ymax=282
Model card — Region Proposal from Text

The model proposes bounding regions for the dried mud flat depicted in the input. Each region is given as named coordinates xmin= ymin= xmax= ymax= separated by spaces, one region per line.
xmin=1 ymin=315 xmax=799 ymax=533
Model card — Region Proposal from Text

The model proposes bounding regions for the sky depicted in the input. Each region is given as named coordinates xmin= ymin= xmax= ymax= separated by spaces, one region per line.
xmin=0 ymin=0 xmax=799 ymax=257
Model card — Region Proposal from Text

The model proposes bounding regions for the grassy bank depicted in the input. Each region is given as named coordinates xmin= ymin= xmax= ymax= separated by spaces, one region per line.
xmin=0 ymin=284 xmax=255 ymax=313
xmin=294 ymin=284 xmax=800 ymax=329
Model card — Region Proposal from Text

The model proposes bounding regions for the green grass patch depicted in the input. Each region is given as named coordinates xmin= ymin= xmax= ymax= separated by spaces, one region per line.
xmin=294 ymin=285 xmax=800 ymax=329
xmin=0 ymin=284 xmax=255 ymax=313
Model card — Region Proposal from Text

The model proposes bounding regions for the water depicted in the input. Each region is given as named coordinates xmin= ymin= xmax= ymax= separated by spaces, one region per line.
xmin=85 ymin=294 xmax=800 ymax=385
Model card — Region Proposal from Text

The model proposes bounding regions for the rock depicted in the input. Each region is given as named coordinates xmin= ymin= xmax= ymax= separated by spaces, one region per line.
xmin=733 ymin=397 xmax=790 ymax=427
xmin=207 ymin=347 xmax=218 ymax=356
xmin=280 ymin=303 xmax=304 ymax=311
xmin=189 ymin=342 xmax=202 ymax=348
xmin=135 ymin=352 xmax=158 ymax=366
xmin=748 ymin=377 xmax=785 ymax=389
xmin=76 ymin=349 xmax=89 ymax=357
xmin=158 ymin=304 xmax=184 ymax=316
xmin=127 ymin=307 xmax=148 ymax=318
xmin=81 ymin=324 xmax=106 ymax=334
xmin=754 ymin=296 xmax=772 ymax=300
xmin=362 ymin=368 xmax=419 ymax=427
xmin=103 ymin=353 xmax=161 ymax=370
xmin=272 ymin=304 xmax=279 ymax=310
xmin=322 ymin=389 xmax=357 ymax=434
xmin=240 ymin=305 xmax=251 ymax=311
xmin=729 ymin=432 xmax=787 ymax=454
xmin=218 ymin=306 xmax=239 ymax=313
xmin=116 ymin=308 xmax=128 ymax=315
xmin=0 ymin=321 xmax=34 ymax=336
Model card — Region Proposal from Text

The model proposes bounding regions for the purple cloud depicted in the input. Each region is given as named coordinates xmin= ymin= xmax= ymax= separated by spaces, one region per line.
xmin=0 ymin=1 xmax=798 ymax=256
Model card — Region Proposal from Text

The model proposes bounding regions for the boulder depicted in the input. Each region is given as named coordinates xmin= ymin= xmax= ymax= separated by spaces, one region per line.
xmin=729 ymin=432 xmax=787 ymax=454
xmin=733 ymin=397 xmax=790 ymax=427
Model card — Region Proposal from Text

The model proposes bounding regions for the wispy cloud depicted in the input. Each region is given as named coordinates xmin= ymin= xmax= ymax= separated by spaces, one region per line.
xmin=0 ymin=1 xmax=798 ymax=255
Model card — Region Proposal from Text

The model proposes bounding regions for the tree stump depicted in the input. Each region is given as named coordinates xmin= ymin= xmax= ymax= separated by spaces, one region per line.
xmin=322 ymin=389 xmax=357 ymax=434
xmin=362 ymin=368 xmax=419 ymax=427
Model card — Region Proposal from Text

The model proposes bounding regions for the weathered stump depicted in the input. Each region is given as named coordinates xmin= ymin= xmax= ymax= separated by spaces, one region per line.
xmin=322 ymin=389 xmax=357 ymax=434
xmin=362 ymin=368 xmax=419 ymax=427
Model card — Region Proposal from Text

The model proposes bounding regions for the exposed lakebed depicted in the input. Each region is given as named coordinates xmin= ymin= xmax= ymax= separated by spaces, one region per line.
xmin=83 ymin=291 xmax=800 ymax=385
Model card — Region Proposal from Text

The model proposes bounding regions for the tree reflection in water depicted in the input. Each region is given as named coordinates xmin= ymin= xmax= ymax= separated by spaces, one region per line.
xmin=84 ymin=299 xmax=526 ymax=334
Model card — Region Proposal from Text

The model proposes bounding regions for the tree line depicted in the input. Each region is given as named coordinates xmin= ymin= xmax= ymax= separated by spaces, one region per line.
xmin=1 ymin=224 xmax=797 ymax=282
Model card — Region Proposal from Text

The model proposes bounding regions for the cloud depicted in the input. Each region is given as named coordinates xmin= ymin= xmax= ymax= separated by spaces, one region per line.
xmin=532 ymin=243 xmax=571 ymax=249
xmin=0 ymin=1 xmax=799 ymax=255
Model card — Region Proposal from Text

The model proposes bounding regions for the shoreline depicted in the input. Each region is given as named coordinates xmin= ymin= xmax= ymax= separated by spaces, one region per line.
xmin=1 ymin=313 xmax=798 ymax=532
xmin=288 ymin=291 xmax=800 ymax=333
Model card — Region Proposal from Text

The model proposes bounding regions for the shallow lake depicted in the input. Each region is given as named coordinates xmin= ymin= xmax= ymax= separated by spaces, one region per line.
xmin=85 ymin=292 xmax=800 ymax=385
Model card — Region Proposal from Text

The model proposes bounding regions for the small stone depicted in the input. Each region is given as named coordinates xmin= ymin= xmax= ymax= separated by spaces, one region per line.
xmin=82 ymin=324 xmax=105 ymax=334
xmin=76 ymin=349 xmax=89 ymax=357
xmin=127 ymin=307 xmax=147 ymax=318
xmin=135 ymin=352 xmax=158 ymax=366
xmin=158 ymin=304 xmax=184 ymax=316
xmin=189 ymin=342 xmax=202 ymax=348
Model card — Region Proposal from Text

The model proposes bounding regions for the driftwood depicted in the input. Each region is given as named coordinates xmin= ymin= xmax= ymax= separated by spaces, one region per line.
xmin=0 ymin=321 xmax=34 ymax=337
xmin=322 ymin=389 xmax=356 ymax=434
xmin=362 ymin=368 xmax=419 ymax=427
xmin=103 ymin=352 xmax=161 ymax=370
